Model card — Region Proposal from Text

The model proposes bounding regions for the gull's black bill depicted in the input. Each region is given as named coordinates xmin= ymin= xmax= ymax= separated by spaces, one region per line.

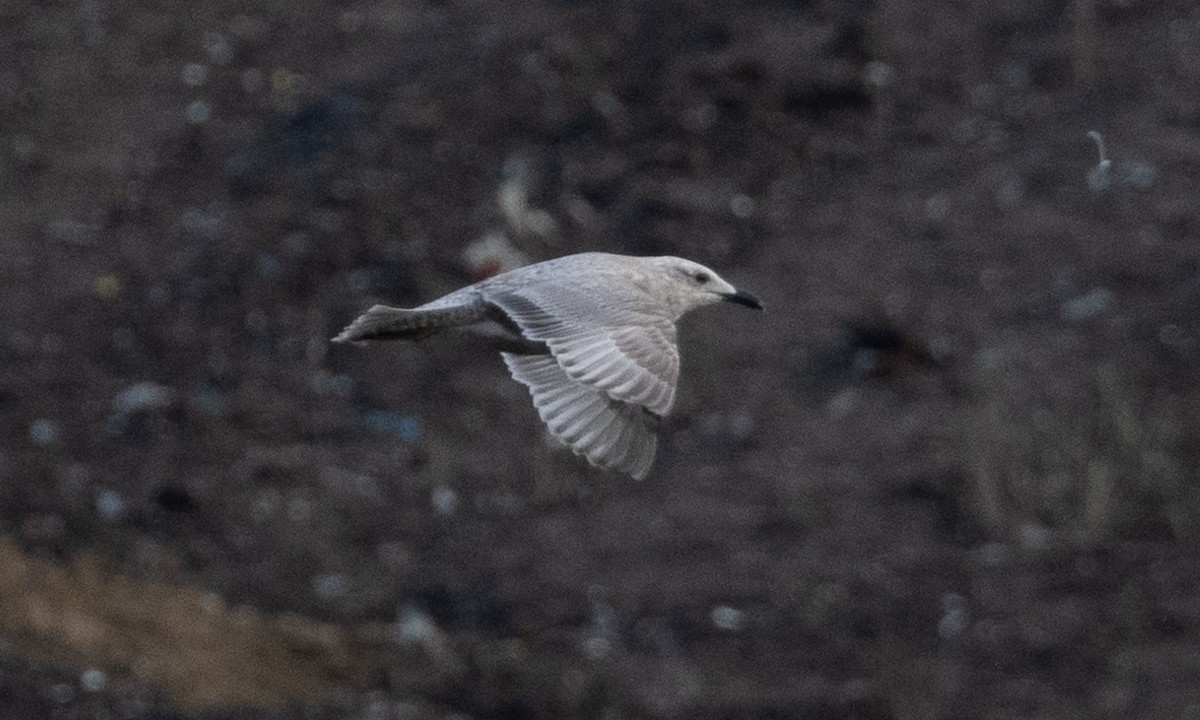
xmin=723 ymin=289 xmax=763 ymax=310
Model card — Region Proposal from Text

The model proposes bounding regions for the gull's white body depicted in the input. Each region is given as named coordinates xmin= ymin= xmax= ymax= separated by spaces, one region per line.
xmin=334 ymin=252 xmax=761 ymax=478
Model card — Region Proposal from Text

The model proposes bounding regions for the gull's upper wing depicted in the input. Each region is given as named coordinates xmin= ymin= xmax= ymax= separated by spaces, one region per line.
xmin=484 ymin=283 xmax=679 ymax=417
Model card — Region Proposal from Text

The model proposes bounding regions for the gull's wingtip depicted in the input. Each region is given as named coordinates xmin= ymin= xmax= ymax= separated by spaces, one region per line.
xmin=330 ymin=324 xmax=356 ymax=343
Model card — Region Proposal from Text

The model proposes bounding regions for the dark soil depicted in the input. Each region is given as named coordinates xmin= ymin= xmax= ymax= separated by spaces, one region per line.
xmin=3 ymin=0 xmax=1200 ymax=718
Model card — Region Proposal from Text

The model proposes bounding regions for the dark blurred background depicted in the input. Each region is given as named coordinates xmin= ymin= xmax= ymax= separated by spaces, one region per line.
xmin=3 ymin=0 xmax=1200 ymax=717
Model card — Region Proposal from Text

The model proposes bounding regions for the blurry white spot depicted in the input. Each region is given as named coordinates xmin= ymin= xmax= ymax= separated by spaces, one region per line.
xmin=1017 ymin=522 xmax=1049 ymax=549
xmin=462 ymin=232 xmax=530 ymax=280
xmin=250 ymin=489 xmax=281 ymax=522
xmin=29 ymin=419 xmax=60 ymax=446
xmin=581 ymin=635 xmax=611 ymax=660
xmin=431 ymin=485 xmax=458 ymax=515
xmin=591 ymin=89 xmax=623 ymax=120
xmin=203 ymin=32 xmax=234 ymax=65
xmin=95 ymin=489 xmax=126 ymax=520
xmin=862 ymin=61 xmax=895 ymax=89
xmin=710 ymin=605 xmax=745 ymax=631
xmin=48 ymin=682 xmax=75 ymax=704
xmin=80 ymin=668 xmax=107 ymax=693
xmin=180 ymin=63 xmax=208 ymax=87
xmin=826 ymin=388 xmax=859 ymax=418
xmin=588 ymin=585 xmax=616 ymax=640
xmin=312 ymin=573 xmax=349 ymax=601
xmin=924 ymin=193 xmax=950 ymax=221
xmin=1060 ymin=287 xmax=1113 ymax=322
xmin=395 ymin=605 xmax=437 ymax=644
xmin=199 ymin=592 xmax=224 ymax=615
xmin=730 ymin=194 xmax=755 ymax=218
xmin=185 ymin=100 xmax=211 ymax=125
xmin=112 ymin=381 xmax=172 ymax=417
xmin=937 ymin=593 xmax=968 ymax=640
xmin=1086 ymin=130 xmax=1112 ymax=191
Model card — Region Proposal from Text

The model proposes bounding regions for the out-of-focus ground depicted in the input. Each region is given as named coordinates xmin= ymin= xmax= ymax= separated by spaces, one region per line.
xmin=2 ymin=0 xmax=1200 ymax=717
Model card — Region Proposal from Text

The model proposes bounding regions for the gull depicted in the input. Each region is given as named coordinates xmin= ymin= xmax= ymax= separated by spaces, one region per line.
xmin=333 ymin=252 xmax=762 ymax=479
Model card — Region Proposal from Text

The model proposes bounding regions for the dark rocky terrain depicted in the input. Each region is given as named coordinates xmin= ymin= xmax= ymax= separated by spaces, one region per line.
xmin=2 ymin=0 xmax=1200 ymax=717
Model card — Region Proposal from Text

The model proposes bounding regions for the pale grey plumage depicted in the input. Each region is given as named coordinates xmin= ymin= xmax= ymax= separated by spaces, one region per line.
xmin=333 ymin=252 xmax=762 ymax=479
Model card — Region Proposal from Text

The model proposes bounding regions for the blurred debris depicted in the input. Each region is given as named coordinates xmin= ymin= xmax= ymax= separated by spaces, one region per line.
xmin=710 ymin=605 xmax=746 ymax=631
xmin=360 ymin=410 xmax=422 ymax=441
xmin=111 ymin=382 xmax=173 ymax=418
xmin=1087 ymin=130 xmax=1112 ymax=191
xmin=392 ymin=605 xmax=462 ymax=673
xmin=107 ymin=382 xmax=174 ymax=436
xmin=94 ymin=489 xmax=126 ymax=521
xmin=79 ymin=668 xmax=107 ymax=693
xmin=93 ymin=275 xmax=123 ymax=299
xmin=841 ymin=321 xmax=943 ymax=381
xmin=461 ymin=232 xmax=531 ymax=280
xmin=498 ymin=152 xmax=561 ymax=247
xmin=1060 ymin=287 xmax=1113 ymax=322
xmin=430 ymin=485 xmax=458 ymax=516
xmin=28 ymin=418 xmax=60 ymax=447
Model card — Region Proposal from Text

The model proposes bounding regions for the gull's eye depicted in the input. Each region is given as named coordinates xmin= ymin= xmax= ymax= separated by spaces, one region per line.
xmin=693 ymin=272 xmax=710 ymax=284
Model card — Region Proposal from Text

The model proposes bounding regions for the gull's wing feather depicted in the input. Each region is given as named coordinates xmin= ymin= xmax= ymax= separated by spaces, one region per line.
xmin=502 ymin=353 xmax=657 ymax=479
xmin=485 ymin=286 xmax=679 ymax=416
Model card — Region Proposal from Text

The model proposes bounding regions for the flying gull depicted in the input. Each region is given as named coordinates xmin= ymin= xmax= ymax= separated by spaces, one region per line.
xmin=333 ymin=252 xmax=762 ymax=478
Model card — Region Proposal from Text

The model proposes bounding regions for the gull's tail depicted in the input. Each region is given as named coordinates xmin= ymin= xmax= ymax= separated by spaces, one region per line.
xmin=331 ymin=303 xmax=485 ymax=343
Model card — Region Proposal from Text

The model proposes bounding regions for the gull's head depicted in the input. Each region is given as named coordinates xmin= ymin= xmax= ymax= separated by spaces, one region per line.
xmin=648 ymin=256 xmax=763 ymax=317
